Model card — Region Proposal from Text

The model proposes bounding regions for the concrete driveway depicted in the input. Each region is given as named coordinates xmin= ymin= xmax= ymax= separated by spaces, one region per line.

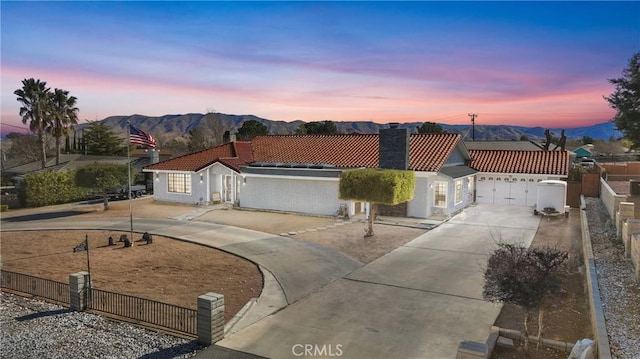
xmin=216 ymin=204 xmax=541 ymax=359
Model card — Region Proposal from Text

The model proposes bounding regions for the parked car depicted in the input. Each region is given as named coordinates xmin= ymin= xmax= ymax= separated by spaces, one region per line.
xmin=107 ymin=185 xmax=147 ymax=200
xmin=578 ymin=158 xmax=597 ymax=167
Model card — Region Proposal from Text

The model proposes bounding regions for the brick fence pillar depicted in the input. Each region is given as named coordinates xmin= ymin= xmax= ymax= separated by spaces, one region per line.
xmin=69 ymin=271 xmax=90 ymax=311
xmin=197 ymin=292 xmax=225 ymax=346
xmin=617 ymin=202 xmax=635 ymax=240
xmin=632 ymin=234 xmax=640 ymax=279
xmin=623 ymin=218 xmax=640 ymax=258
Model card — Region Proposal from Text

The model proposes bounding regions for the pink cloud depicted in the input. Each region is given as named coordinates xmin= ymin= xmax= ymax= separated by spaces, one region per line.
xmin=2 ymin=62 xmax=614 ymax=131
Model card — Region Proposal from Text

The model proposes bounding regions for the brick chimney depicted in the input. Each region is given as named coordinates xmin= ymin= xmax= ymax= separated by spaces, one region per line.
xmin=379 ymin=123 xmax=409 ymax=170
xmin=148 ymin=149 xmax=160 ymax=164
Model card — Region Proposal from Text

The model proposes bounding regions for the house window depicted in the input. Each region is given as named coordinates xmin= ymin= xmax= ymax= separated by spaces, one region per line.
xmin=455 ymin=180 xmax=463 ymax=204
xmin=434 ymin=182 xmax=447 ymax=207
xmin=168 ymin=173 xmax=191 ymax=194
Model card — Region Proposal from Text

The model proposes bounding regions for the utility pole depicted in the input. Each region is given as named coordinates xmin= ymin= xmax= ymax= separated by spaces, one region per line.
xmin=468 ymin=113 xmax=478 ymax=141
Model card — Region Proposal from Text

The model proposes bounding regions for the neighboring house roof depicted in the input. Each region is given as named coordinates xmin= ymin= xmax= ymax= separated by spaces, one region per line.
xmin=131 ymin=148 xmax=172 ymax=157
xmin=251 ymin=133 xmax=462 ymax=172
xmin=5 ymin=154 xmax=133 ymax=175
xmin=469 ymin=150 xmax=569 ymax=175
xmin=4 ymin=154 xmax=82 ymax=175
xmin=59 ymin=156 xmax=131 ymax=171
xmin=145 ymin=141 xmax=253 ymax=172
xmin=571 ymin=145 xmax=594 ymax=156
xmin=464 ymin=141 xmax=543 ymax=151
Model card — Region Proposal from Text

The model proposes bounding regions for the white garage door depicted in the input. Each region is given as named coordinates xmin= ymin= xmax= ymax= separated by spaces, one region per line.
xmin=476 ymin=175 xmax=538 ymax=206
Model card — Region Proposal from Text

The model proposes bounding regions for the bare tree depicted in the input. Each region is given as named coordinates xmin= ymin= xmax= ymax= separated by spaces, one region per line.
xmin=483 ymin=243 xmax=568 ymax=354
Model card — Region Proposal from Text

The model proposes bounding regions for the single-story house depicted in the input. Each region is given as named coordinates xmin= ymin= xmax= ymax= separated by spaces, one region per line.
xmin=145 ymin=126 xmax=476 ymax=218
xmin=144 ymin=127 xmax=570 ymax=218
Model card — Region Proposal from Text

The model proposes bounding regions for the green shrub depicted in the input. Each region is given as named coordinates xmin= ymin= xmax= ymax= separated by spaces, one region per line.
xmin=21 ymin=170 xmax=87 ymax=207
xmin=339 ymin=168 xmax=415 ymax=205
xmin=0 ymin=204 xmax=8 ymax=212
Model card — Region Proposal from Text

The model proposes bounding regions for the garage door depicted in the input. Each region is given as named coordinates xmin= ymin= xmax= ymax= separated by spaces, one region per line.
xmin=476 ymin=175 xmax=538 ymax=206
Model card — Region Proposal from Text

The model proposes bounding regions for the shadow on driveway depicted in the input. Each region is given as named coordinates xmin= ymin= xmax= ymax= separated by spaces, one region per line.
xmin=1 ymin=211 xmax=88 ymax=222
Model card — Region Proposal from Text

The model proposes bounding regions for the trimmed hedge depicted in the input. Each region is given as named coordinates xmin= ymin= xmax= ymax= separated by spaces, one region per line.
xmin=339 ymin=168 xmax=415 ymax=205
xmin=20 ymin=171 xmax=87 ymax=207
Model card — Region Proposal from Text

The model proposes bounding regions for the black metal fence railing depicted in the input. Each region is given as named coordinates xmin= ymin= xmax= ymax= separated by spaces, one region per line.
xmin=88 ymin=288 xmax=197 ymax=336
xmin=1 ymin=270 xmax=69 ymax=304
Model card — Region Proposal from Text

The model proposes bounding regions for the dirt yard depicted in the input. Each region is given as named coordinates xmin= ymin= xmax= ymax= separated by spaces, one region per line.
xmin=78 ymin=197 xmax=429 ymax=264
xmin=491 ymin=209 xmax=591 ymax=359
xmin=195 ymin=209 xmax=427 ymax=264
xmin=0 ymin=230 xmax=262 ymax=322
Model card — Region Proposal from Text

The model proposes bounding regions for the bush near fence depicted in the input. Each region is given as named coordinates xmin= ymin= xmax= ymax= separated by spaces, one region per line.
xmin=20 ymin=171 xmax=87 ymax=207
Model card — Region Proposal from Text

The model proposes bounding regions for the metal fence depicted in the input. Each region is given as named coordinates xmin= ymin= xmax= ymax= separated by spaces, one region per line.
xmin=1 ymin=270 xmax=69 ymax=304
xmin=88 ymin=288 xmax=197 ymax=336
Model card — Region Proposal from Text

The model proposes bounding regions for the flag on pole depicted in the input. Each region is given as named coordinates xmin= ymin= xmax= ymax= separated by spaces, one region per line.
xmin=129 ymin=125 xmax=157 ymax=148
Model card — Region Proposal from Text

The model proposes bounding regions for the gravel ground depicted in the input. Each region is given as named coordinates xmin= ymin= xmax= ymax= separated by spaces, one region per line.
xmin=0 ymin=292 xmax=203 ymax=359
xmin=585 ymin=197 xmax=640 ymax=359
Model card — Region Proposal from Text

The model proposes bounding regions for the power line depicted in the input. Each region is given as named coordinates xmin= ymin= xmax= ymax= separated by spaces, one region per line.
xmin=0 ymin=123 xmax=29 ymax=131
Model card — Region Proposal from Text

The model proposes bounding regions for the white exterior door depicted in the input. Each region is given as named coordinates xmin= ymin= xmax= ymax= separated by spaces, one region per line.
xmin=493 ymin=178 xmax=511 ymax=205
xmin=476 ymin=176 xmax=495 ymax=203
xmin=222 ymin=175 xmax=233 ymax=203
xmin=509 ymin=178 xmax=528 ymax=206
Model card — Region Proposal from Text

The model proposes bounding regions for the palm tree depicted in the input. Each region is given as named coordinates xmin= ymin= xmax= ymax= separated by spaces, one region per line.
xmin=14 ymin=78 xmax=52 ymax=169
xmin=48 ymin=88 xmax=79 ymax=165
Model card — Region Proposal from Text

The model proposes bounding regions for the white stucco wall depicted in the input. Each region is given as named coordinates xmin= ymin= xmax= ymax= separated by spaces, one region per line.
xmin=407 ymin=176 xmax=430 ymax=218
xmin=151 ymin=172 xmax=202 ymax=205
xmin=149 ymin=164 xmax=240 ymax=205
xmin=240 ymin=175 xmax=343 ymax=216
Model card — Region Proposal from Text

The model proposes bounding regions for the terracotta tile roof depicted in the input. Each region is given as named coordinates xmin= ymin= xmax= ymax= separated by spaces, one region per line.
xmin=145 ymin=141 xmax=253 ymax=172
xmin=410 ymin=133 xmax=462 ymax=171
xmin=251 ymin=133 xmax=462 ymax=172
xmin=233 ymin=141 xmax=255 ymax=163
xmin=469 ymin=150 xmax=569 ymax=175
xmin=251 ymin=134 xmax=379 ymax=168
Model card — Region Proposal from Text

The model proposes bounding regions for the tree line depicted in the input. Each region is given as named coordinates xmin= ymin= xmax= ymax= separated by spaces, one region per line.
xmin=14 ymin=78 xmax=79 ymax=168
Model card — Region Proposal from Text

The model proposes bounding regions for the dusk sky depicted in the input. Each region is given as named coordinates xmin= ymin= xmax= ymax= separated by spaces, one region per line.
xmin=1 ymin=1 xmax=639 ymax=132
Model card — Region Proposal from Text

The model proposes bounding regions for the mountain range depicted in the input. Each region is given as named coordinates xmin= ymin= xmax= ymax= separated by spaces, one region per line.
xmin=91 ymin=112 xmax=620 ymax=144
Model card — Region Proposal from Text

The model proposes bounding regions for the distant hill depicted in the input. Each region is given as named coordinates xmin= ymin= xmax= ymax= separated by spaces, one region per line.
xmin=75 ymin=112 xmax=620 ymax=143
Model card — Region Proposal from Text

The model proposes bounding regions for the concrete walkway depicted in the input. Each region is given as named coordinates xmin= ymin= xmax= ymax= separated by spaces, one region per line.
xmin=215 ymin=204 xmax=541 ymax=359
